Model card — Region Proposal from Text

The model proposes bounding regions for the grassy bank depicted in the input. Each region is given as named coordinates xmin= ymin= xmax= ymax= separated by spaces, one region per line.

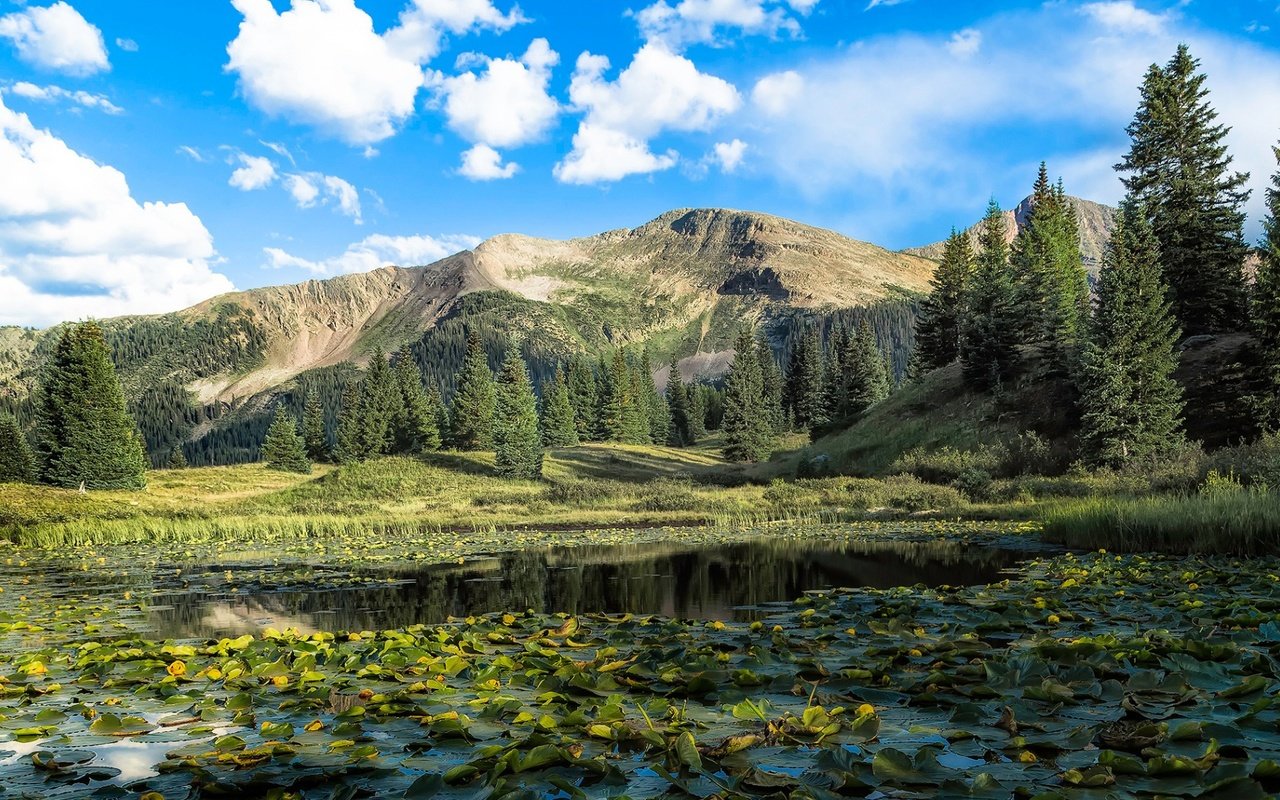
xmin=1042 ymin=491 xmax=1280 ymax=555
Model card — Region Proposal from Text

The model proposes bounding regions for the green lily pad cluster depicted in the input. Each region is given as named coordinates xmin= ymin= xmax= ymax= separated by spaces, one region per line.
xmin=0 ymin=527 xmax=1278 ymax=797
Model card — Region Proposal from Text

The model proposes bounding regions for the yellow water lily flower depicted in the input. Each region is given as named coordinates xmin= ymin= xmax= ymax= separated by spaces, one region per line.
xmin=166 ymin=660 xmax=186 ymax=677
xmin=856 ymin=703 xmax=875 ymax=717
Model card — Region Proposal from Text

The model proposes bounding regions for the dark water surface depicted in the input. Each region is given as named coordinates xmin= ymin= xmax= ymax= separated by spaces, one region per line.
xmin=147 ymin=536 xmax=1031 ymax=638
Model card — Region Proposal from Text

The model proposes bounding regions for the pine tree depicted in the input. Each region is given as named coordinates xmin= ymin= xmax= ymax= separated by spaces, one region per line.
xmin=637 ymin=347 xmax=669 ymax=445
xmin=392 ymin=352 xmax=441 ymax=453
xmin=960 ymin=200 xmax=1021 ymax=391
xmin=38 ymin=321 xmax=148 ymax=490
xmin=823 ymin=324 xmax=850 ymax=419
xmin=914 ymin=228 xmax=974 ymax=372
xmin=1117 ymin=44 xmax=1250 ymax=334
xmin=566 ymin=356 xmax=600 ymax=442
xmin=0 ymin=413 xmax=35 ymax=484
xmin=261 ymin=406 xmax=311 ymax=474
xmin=722 ymin=327 xmax=773 ymax=462
xmin=1011 ymin=165 xmax=1090 ymax=376
xmin=358 ymin=348 xmax=400 ymax=458
xmin=333 ymin=383 xmax=364 ymax=464
xmin=758 ymin=339 xmax=785 ymax=435
xmin=166 ymin=445 xmax=188 ymax=470
xmin=1252 ymin=143 xmax=1280 ymax=428
xmin=449 ymin=333 xmax=498 ymax=450
xmin=602 ymin=350 xmax=648 ymax=444
xmin=785 ymin=325 xmax=827 ymax=430
xmin=1079 ymin=202 xmax=1185 ymax=468
xmin=302 ymin=394 xmax=328 ymax=462
xmin=494 ymin=351 xmax=544 ymax=479
xmin=687 ymin=379 xmax=708 ymax=441
xmin=666 ymin=358 xmax=693 ymax=446
xmin=846 ymin=321 xmax=890 ymax=414
xmin=540 ymin=368 xmax=579 ymax=447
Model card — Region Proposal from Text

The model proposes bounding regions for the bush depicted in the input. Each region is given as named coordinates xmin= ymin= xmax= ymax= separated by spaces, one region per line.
xmin=544 ymin=479 xmax=628 ymax=506
xmin=890 ymin=445 xmax=1005 ymax=484
xmin=634 ymin=478 xmax=701 ymax=512
xmin=881 ymin=474 xmax=967 ymax=511
xmin=1204 ymin=431 xmax=1280 ymax=490
xmin=951 ymin=468 xmax=995 ymax=502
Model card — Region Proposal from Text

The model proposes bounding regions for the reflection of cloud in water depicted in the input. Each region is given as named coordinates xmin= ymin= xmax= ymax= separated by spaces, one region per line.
xmin=197 ymin=600 xmax=323 ymax=636
xmin=92 ymin=739 xmax=172 ymax=782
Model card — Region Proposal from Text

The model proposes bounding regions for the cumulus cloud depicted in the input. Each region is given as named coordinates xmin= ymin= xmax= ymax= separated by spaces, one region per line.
xmin=946 ymin=28 xmax=981 ymax=58
xmin=5 ymin=81 xmax=122 ymax=114
xmin=264 ymin=232 xmax=482 ymax=275
xmin=458 ymin=143 xmax=519 ymax=179
xmin=225 ymin=0 xmax=524 ymax=146
xmin=738 ymin=4 xmax=1280 ymax=242
xmin=554 ymin=44 xmax=740 ymax=184
xmin=228 ymin=153 xmax=277 ymax=191
xmin=0 ymin=2 xmax=108 ymax=76
xmin=435 ymin=38 xmax=559 ymax=148
xmin=712 ymin=138 xmax=748 ymax=172
xmin=283 ymin=171 xmax=363 ymax=222
xmin=750 ymin=69 xmax=802 ymax=117
xmin=0 ymin=95 xmax=233 ymax=327
xmin=635 ymin=0 xmax=814 ymax=49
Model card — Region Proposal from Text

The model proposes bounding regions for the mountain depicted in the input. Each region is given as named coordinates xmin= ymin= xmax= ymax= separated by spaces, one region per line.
xmin=905 ymin=195 xmax=1119 ymax=274
xmin=0 ymin=208 xmax=937 ymax=465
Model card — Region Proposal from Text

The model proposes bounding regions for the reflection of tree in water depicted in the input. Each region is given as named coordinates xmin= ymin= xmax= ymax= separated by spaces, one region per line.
xmin=148 ymin=538 xmax=1030 ymax=639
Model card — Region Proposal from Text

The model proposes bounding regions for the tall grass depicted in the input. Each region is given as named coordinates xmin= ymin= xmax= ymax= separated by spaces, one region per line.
xmin=1042 ymin=491 xmax=1280 ymax=555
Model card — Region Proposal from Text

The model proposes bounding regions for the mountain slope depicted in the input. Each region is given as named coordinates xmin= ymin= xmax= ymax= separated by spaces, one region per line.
xmin=906 ymin=195 xmax=1118 ymax=273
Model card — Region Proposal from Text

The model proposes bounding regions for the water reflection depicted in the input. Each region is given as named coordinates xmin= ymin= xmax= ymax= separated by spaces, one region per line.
xmin=148 ymin=537 xmax=1028 ymax=638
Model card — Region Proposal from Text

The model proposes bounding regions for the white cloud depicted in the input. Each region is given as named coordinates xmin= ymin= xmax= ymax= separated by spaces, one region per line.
xmin=0 ymin=2 xmax=108 ymax=76
xmin=751 ymin=69 xmax=802 ymax=117
xmin=283 ymin=171 xmax=363 ymax=222
xmin=712 ymin=138 xmax=748 ymax=172
xmin=947 ymin=28 xmax=981 ymax=58
xmin=177 ymin=145 xmax=207 ymax=163
xmin=554 ymin=44 xmax=740 ymax=184
xmin=225 ymin=0 xmax=524 ymax=146
xmin=0 ymin=94 xmax=233 ymax=327
xmin=1081 ymin=1 xmax=1170 ymax=36
xmin=5 ymin=81 xmax=122 ymax=114
xmin=264 ymin=232 xmax=481 ymax=275
xmin=434 ymin=38 xmax=559 ymax=148
xmin=738 ymin=4 xmax=1280 ymax=242
xmin=635 ymin=0 xmax=808 ymax=49
xmin=458 ymin=143 xmax=519 ymax=179
xmin=228 ymin=153 xmax=277 ymax=191
xmin=115 ymin=37 xmax=138 ymax=52
xmin=864 ymin=0 xmax=909 ymax=9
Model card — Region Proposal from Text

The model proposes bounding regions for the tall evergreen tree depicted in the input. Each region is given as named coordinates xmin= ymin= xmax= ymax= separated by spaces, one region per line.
xmin=960 ymin=200 xmax=1021 ymax=391
xmin=1117 ymin=44 xmax=1250 ymax=334
xmin=823 ymin=324 xmax=850 ymax=420
xmin=539 ymin=368 xmax=579 ymax=447
xmin=358 ymin=348 xmax=401 ymax=458
xmin=566 ymin=356 xmax=600 ymax=442
xmin=261 ymin=406 xmax=311 ymax=474
xmin=392 ymin=353 xmax=441 ymax=453
xmin=166 ymin=445 xmax=188 ymax=470
xmin=914 ymin=228 xmax=974 ymax=373
xmin=845 ymin=321 xmax=891 ymax=415
xmin=1078 ymin=203 xmax=1185 ymax=468
xmin=302 ymin=394 xmax=328 ymax=462
xmin=722 ymin=327 xmax=773 ymax=462
xmin=449 ymin=333 xmax=498 ymax=450
xmin=1252 ymin=143 xmax=1280 ymax=428
xmin=687 ymin=380 xmax=708 ymax=440
xmin=602 ymin=350 xmax=649 ymax=444
xmin=637 ymin=347 xmax=669 ymax=445
xmin=333 ymin=383 xmax=364 ymax=464
xmin=494 ymin=351 xmax=544 ymax=479
xmin=665 ymin=358 xmax=693 ymax=446
xmin=38 ymin=321 xmax=148 ymax=490
xmin=426 ymin=386 xmax=450 ymax=448
xmin=758 ymin=340 xmax=785 ymax=435
xmin=0 ymin=413 xmax=35 ymax=484
xmin=785 ymin=325 xmax=827 ymax=430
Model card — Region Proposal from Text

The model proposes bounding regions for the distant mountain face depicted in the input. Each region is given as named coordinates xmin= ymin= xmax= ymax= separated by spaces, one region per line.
xmin=0 ymin=208 xmax=936 ymax=464
xmin=905 ymin=195 xmax=1119 ymax=275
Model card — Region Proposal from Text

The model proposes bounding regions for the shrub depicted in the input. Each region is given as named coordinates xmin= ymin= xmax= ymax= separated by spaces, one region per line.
xmin=951 ymin=468 xmax=995 ymax=502
xmin=881 ymin=474 xmax=966 ymax=511
xmin=1204 ymin=431 xmax=1280 ymax=490
xmin=634 ymin=478 xmax=701 ymax=512
xmin=891 ymin=445 xmax=1004 ymax=484
xmin=544 ymin=480 xmax=628 ymax=506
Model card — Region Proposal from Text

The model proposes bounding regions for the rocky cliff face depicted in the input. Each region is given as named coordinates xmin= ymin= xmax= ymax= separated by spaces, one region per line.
xmin=905 ymin=195 xmax=1118 ymax=274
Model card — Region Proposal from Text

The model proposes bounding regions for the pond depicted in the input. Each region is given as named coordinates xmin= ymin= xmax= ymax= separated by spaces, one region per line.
xmin=144 ymin=536 xmax=1033 ymax=638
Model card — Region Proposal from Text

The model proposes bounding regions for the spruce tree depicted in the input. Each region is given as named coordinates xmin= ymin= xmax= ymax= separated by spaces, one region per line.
xmin=540 ymin=368 xmax=579 ymax=447
xmin=166 ymin=445 xmax=188 ymax=470
xmin=687 ymin=380 xmax=708 ymax=441
xmin=358 ymin=348 xmax=400 ymax=458
xmin=846 ymin=321 xmax=890 ymax=415
xmin=785 ymin=325 xmax=827 ymax=431
xmin=261 ymin=406 xmax=311 ymax=474
xmin=823 ymin=324 xmax=850 ymax=420
xmin=449 ymin=333 xmax=498 ymax=450
xmin=38 ymin=321 xmax=147 ymax=490
xmin=0 ymin=413 xmax=35 ymax=483
xmin=1117 ymin=44 xmax=1250 ymax=334
xmin=302 ymin=394 xmax=328 ymax=462
xmin=494 ymin=351 xmax=544 ymax=479
xmin=426 ymin=386 xmax=450 ymax=448
xmin=637 ymin=347 xmax=669 ymax=445
xmin=666 ymin=358 xmax=693 ymax=446
xmin=722 ymin=327 xmax=773 ymax=462
xmin=1079 ymin=203 xmax=1185 ymax=468
xmin=392 ymin=353 xmax=441 ymax=453
xmin=1251 ymin=143 xmax=1280 ymax=428
xmin=566 ymin=356 xmax=600 ymax=442
xmin=758 ymin=340 xmax=785 ymax=435
xmin=333 ymin=383 xmax=364 ymax=464
xmin=602 ymin=350 xmax=648 ymax=444
xmin=915 ymin=228 xmax=974 ymax=372
xmin=960 ymin=200 xmax=1021 ymax=391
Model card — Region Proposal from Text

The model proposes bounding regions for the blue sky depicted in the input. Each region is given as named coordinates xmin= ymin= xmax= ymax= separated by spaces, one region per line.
xmin=0 ymin=0 xmax=1277 ymax=326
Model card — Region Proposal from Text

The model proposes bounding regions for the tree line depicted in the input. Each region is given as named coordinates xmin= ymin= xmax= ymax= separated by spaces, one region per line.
xmin=910 ymin=44 xmax=1280 ymax=469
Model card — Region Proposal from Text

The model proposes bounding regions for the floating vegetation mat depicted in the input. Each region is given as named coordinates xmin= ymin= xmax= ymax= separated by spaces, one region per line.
xmin=0 ymin=525 xmax=1277 ymax=797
